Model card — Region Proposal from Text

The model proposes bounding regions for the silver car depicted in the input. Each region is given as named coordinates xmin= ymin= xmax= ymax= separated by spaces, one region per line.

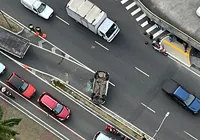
xmin=93 ymin=131 xmax=115 ymax=140
xmin=0 ymin=62 xmax=5 ymax=74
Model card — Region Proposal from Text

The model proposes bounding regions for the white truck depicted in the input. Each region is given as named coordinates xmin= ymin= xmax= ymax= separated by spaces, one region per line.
xmin=66 ymin=0 xmax=120 ymax=42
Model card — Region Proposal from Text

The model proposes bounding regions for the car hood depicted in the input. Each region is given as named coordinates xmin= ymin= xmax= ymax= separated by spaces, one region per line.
xmin=188 ymin=98 xmax=200 ymax=112
xmin=38 ymin=5 xmax=53 ymax=19
xmin=57 ymin=107 xmax=70 ymax=120
xmin=23 ymin=84 xmax=36 ymax=98
xmin=0 ymin=63 xmax=5 ymax=73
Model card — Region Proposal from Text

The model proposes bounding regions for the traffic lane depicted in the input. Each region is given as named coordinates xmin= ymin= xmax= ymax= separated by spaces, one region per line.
xmin=146 ymin=88 xmax=200 ymax=140
xmin=0 ymin=0 xmax=173 ymax=81
xmin=0 ymin=54 xmax=107 ymax=140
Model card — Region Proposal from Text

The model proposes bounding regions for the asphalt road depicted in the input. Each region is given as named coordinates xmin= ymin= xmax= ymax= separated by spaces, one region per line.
xmin=0 ymin=53 xmax=114 ymax=140
xmin=1 ymin=0 xmax=200 ymax=140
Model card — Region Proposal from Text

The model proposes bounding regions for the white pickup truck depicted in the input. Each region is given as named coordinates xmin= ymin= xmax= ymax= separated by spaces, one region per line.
xmin=21 ymin=0 xmax=54 ymax=19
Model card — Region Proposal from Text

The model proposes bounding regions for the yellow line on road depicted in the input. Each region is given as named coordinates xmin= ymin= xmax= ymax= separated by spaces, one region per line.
xmin=163 ymin=40 xmax=189 ymax=56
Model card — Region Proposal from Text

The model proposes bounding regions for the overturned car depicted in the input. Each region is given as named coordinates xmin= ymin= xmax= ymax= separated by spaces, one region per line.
xmin=91 ymin=71 xmax=109 ymax=105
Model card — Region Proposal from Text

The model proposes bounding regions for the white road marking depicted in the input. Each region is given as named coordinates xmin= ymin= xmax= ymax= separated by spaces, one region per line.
xmin=136 ymin=13 xmax=146 ymax=22
xmin=109 ymin=82 xmax=115 ymax=86
xmin=135 ymin=67 xmax=150 ymax=77
xmin=153 ymin=29 xmax=165 ymax=39
xmin=121 ymin=0 xmax=129 ymax=4
xmin=0 ymin=81 xmax=85 ymax=139
xmin=126 ymin=2 xmax=136 ymax=10
xmin=56 ymin=15 xmax=70 ymax=25
xmin=141 ymin=102 xmax=156 ymax=113
xmin=146 ymin=24 xmax=158 ymax=34
xmin=141 ymin=21 xmax=148 ymax=27
xmin=184 ymin=131 xmax=198 ymax=140
xmin=95 ymin=41 xmax=109 ymax=51
xmin=131 ymin=7 xmax=141 ymax=16
xmin=0 ymin=94 xmax=69 ymax=140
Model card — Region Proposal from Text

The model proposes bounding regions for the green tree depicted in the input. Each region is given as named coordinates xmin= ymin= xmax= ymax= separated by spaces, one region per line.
xmin=0 ymin=105 xmax=21 ymax=140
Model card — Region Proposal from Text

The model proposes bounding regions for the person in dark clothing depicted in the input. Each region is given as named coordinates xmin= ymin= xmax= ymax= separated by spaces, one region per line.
xmin=149 ymin=34 xmax=153 ymax=40
xmin=35 ymin=26 xmax=42 ymax=34
xmin=183 ymin=42 xmax=188 ymax=52
xmin=28 ymin=24 xmax=35 ymax=31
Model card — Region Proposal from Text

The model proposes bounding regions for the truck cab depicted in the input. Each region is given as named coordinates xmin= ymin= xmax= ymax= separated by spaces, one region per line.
xmin=21 ymin=0 xmax=54 ymax=19
xmin=98 ymin=18 xmax=120 ymax=42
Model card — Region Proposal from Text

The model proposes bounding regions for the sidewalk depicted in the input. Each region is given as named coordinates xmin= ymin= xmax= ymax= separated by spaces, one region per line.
xmin=161 ymin=36 xmax=192 ymax=67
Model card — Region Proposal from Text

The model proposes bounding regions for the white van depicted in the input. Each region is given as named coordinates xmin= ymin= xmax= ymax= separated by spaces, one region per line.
xmin=21 ymin=0 xmax=54 ymax=19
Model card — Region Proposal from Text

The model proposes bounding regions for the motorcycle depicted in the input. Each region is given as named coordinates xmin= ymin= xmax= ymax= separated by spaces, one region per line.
xmin=0 ymin=86 xmax=15 ymax=99
xmin=105 ymin=125 xmax=120 ymax=135
xmin=152 ymin=40 xmax=168 ymax=56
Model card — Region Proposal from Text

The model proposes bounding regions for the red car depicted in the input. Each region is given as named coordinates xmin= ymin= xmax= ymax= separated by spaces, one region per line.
xmin=6 ymin=72 xmax=36 ymax=98
xmin=37 ymin=92 xmax=71 ymax=121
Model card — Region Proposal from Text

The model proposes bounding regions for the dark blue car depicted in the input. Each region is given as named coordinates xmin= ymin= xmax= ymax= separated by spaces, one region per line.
xmin=162 ymin=79 xmax=200 ymax=114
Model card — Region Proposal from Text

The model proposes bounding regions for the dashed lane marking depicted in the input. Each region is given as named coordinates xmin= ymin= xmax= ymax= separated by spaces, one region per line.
xmin=126 ymin=2 xmax=136 ymax=10
xmin=136 ymin=13 xmax=146 ymax=22
xmin=95 ymin=41 xmax=109 ymax=51
xmin=146 ymin=24 xmax=158 ymax=34
xmin=121 ymin=0 xmax=129 ymax=4
xmin=184 ymin=131 xmax=198 ymax=140
xmin=141 ymin=21 xmax=148 ymax=27
xmin=135 ymin=67 xmax=150 ymax=77
xmin=56 ymin=15 xmax=70 ymax=25
xmin=141 ymin=102 xmax=156 ymax=113
xmin=131 ymin=7 xmax=141 ymax=16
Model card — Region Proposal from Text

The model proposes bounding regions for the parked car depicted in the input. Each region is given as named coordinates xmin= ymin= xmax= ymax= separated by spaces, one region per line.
xmin=37 ymin=92 xmax=71 ymax=121
xmin=93 ymin=131 xmax=115 ymax=140
xmin=162 ymin=79 xmax=200 ymax=114
xmin=6 ymin=72 xmax=36 ymax=98
xmin=21 ymin=0 xmax=54 ymax=19
xmin=0 ymin=62 xmax=5 ymax=74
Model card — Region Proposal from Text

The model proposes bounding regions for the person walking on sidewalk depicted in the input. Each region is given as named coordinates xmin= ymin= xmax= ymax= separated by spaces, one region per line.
xmin=183 ymin=42 xmax=188 ymax=52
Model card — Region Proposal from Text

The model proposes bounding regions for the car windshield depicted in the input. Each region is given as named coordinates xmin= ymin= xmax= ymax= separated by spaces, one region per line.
xmin=53 ymin=103 xmax=64 ymax=115
xmin=184 ymin=94 xmax=195 ymax=106
xmin=19 ymin=82 xmax=28 ymax=92
xmin=37 ymin=3 xmax=46 ymax=13
xmin=106 ymin=23 xmax=118 ymax=38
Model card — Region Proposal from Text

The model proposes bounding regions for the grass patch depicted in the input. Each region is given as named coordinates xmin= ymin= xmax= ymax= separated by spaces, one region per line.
xmin=51 ymin=79 xmax=142 ymax=139
xmin=0 ymin=13 xmax=22 ymax=33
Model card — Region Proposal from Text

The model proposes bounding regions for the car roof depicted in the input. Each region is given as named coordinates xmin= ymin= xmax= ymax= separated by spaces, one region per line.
xmin=9 ymin=74 xmax=24 ymax=88
xmin=94 ymin=132 xmax=111 ymax=140
xmin=40 ymin=94 xmax=57 ymax=110
xmin=174 ymin=86 xmax=190 ymax=101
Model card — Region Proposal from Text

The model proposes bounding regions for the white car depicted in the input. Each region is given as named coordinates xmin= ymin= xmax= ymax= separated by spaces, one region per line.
xmin=21 ymin=0 xmax=54 ymax=19
xmin=93 ymin=131 xmax=115 ymax=140
xmin=0 ymin=63 xmax=5 ymax=74
xmin=196 ymin=7 xmax=200 ymax=17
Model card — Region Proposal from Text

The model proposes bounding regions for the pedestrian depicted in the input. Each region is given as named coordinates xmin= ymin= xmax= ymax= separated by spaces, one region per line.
xmin=156 ymin=38 xmax=160 ymax=44
xmin=169 ymin=35 xmax=173 ymax=42
xmin=35 ymin=26 xmax=42 ymax=34
xmin=183 ymin=42 xmax=188 ymax=52
xmin=28 ymin=24 xmax=35 ymax=31
xmin=141 ymin=134 xmax=147 ymax=140
xmin=149 ymin=34 xmax=153 ymax=40
xmin=147 ymin=18 xmax=152 ymax=24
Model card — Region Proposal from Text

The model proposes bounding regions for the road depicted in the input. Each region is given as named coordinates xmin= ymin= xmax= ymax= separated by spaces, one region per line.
xmin=1 ymin=0 xmax=200 ymax=140
xmin=0 ymin=53 xmax=112 ymax=140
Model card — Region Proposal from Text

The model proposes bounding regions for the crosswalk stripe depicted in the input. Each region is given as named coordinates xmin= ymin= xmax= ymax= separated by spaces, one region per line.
xmin=126 ymin=2 xmax=136 ymax=10
xmin=146 ymin=24 xmax=158 ymax=34
xmin=121 ymin=0 xmax=129 ymax=4
xmin=136 ymin=13 xmax=146 ymax=22
xmin=153 ymin=30 xmax=165 ymax=39
xmin=131 ymin=7 xmax=141 ymax=16
xmin=141 ymin=21 xmax=148 ymax=27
